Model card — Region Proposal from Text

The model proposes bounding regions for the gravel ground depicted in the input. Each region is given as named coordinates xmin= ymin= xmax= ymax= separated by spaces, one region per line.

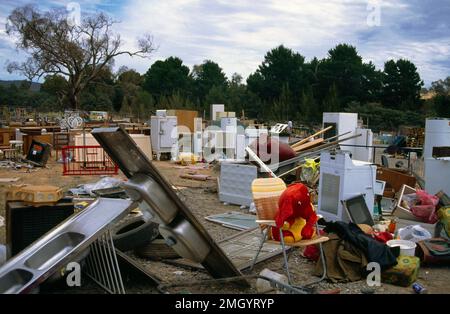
xmin=0 ymin=158 xmax=449 ymax=294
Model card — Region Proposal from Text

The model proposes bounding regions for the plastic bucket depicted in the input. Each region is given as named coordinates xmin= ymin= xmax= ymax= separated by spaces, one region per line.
xmin=387 ymin=239 xmax=417 ymax=256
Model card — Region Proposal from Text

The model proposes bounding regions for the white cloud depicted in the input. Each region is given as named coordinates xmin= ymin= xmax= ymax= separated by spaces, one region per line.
xmin=0 ymin=0 xmax=449 ymax=85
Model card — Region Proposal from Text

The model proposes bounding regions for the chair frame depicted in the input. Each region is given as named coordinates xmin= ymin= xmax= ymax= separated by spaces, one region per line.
xmin=250 ymin=216 xmax=328 ymax=287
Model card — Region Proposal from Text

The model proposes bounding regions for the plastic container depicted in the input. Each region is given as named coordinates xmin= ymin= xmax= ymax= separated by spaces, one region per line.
xmin=386 ymin=239 xmax=417 ymax=256
xmin=256 ymin=269 xmax=288 ymax=293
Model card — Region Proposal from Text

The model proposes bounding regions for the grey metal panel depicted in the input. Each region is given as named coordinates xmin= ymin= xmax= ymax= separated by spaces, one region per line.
xmin=91 ymin=127 xmax=247 ymax=285
xmin=219 ymin=162 xmax=257 ymax=206
xmin=0 ymin=198 xmax=135 ymax=294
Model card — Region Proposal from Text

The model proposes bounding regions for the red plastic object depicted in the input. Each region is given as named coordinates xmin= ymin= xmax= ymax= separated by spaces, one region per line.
xmin=62 ymin=146 xmax=118 ymax=176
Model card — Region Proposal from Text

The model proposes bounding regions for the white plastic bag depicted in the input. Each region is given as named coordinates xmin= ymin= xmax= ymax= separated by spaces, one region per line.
xmin=398 ymin=225 xmax=432 ymax=243
xmin=83 ymin=177 xmax=123 ymax=195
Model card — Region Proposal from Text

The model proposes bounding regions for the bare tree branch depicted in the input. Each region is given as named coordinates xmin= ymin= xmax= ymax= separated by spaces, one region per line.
xmin=5 ymin=5 xmax=155 ymax=109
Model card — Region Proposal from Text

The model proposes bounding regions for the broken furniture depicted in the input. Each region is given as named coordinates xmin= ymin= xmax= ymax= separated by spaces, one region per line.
xmin=250 ymin=177 xmax=329 ymax=285
xmin=317 ymin=151 xmax=376 ymax=223
xmin=0 ymin=198 xmax=135 ymax=294
xmin=392 ymin=184 xmax=437 ymax=234
xmin=52 ymin=132 xmax=70 ymax=161
xmin=91 ymin=127 xmax=247 ymax=285
xmin=376 ymin=167 xmax=416 ymax=198
xmin=62 ymin=145 xmax=118 ymax=176
xmin=74 ymin=133 xmax=153 ymax=161
xmin=2 ymin=140 xmax=23 ymax=161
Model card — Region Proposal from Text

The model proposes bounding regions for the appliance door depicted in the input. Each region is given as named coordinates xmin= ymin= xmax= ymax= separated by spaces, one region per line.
xmin=160 ymin=119 xmax=175 ymax=148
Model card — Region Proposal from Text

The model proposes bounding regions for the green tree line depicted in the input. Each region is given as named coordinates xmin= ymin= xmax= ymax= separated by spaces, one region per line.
xmin=1 ymin=44 xmax=448 ymax=130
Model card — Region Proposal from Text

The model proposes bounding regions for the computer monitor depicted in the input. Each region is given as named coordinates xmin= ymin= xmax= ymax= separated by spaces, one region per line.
xmin=341 ymin=194 xmax=375 ymax=226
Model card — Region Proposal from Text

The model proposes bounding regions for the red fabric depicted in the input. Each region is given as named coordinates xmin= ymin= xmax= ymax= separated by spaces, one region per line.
xmin=303 ymin=230 xmax=326 ymax=261
xmin=275 ymin=183 xmax=318 ymax=239
xmin=372 ymin=231 xmax=393 ymax=243
xmin=303 ymin=245 xmax=320 ymax=261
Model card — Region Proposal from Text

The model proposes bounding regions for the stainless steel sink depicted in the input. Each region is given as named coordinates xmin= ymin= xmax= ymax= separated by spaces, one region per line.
xmin=92 ymin=127 xmax=248 ymax=285
xmin=25 ymin=232 xmax=85 ymax=270
xmin=0 ymin=198 xmax=135 ymax=294
xmin=0 ymin=269 xmax=33 ymax=294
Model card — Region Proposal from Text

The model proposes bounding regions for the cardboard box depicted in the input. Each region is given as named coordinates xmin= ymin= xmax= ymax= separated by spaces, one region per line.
xmin=382 ymin=256 xmax=420 ymax=287
xmin=166 ymin=109 xmax=198 ymax=133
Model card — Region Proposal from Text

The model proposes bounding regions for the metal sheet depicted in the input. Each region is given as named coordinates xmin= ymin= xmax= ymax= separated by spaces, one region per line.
xmin=163 ymin=228 xmax=288 ymax=271
xmin=0 ymin=198 xmax=135 ymax=294
xmin=91 ymin=127 xmax=247 ymax=285
xmin=205 ymin=211 xmax=258 ymax=231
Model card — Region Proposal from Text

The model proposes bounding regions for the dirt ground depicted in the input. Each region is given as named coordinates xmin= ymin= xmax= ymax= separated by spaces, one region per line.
xmin=0 ymin=157 xmax=449 ymax=294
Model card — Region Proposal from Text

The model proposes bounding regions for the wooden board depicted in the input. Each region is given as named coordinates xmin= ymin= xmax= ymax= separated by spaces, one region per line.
xmin=376 ymin=167 xmax=416 ymax=193
xmin=166 ymin=109 xmax=198 ymax=133
xmin=0 ymin=178 xmax=20 ymax=183
xmin=292 ymin=138 xmax=324 ymax=152
xmin=291 ymin=125 xmax=332 ymax=148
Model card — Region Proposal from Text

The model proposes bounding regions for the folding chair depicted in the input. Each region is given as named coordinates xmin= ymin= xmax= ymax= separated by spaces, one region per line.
xmin=249 ymin=178 xmax=328 ymax=286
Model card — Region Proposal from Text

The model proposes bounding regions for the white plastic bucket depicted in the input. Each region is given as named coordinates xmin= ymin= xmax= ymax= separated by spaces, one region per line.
xmin=387 ymin=239 xmax=417 ymax=256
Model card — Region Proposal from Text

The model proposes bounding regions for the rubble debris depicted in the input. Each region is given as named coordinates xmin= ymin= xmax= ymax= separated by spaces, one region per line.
xmin=180 ymin=174 xmax=214 ymax=181
xmin=0 ymin=177 xmax=20 ymax=183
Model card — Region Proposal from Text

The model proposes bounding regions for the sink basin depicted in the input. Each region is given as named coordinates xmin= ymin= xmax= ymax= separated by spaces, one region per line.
xmin=25 ymin=232 xmax=85 ymax=270
xmin=0 ymin=269 xmax=33 ymax=294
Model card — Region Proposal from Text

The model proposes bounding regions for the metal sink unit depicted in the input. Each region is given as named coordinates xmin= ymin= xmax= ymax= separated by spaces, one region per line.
xmin=92 ymin=127 xmax=248 ymax=285
xmin=0 ymin=198 xmax=135 ymax=294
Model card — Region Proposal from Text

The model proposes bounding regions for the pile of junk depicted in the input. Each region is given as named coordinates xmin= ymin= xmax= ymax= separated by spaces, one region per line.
xmin=0 ymin=116 xmax=449 ymax=294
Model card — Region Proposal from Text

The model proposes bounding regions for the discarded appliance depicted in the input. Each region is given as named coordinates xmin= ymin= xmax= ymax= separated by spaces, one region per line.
xmin=341 ymin=194 xmax=375 ymax=226
xmin=424 ymin=118 xmax=450 ymax=195
xmin=25 ymin=140 xmax=51 ymax=167
xmin=219 ymin=162 xmax=257 ymax=206
xmin=5 ymin=200 xmax=74 ymax=257
xmin=150 ymin=115 xmax=178 ymax=160
xmin=323 ymin=112 xmax=358 ymax=150
xmin=91 ymin=127 xmax=247 ymax=285
xmin=0 ymin=198 xmax=135 ymax=294
xmin=318 ymin=150 xmax=376 ymax=222
xmin=221 ymin=117 xmax=238 ymax=159
xmin=353 ymin=127 xmax=374 ymax=162
xmin=210 ymin=104 xmax=225 ymax=121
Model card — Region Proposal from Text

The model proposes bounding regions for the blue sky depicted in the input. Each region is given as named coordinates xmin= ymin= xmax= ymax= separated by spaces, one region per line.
xmin=0 ymin=0 xmax=449 ymax=86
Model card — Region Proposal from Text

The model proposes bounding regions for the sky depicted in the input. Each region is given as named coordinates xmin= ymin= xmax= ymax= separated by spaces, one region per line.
xmin=0 ymin=0 xmax=449 ymax=86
